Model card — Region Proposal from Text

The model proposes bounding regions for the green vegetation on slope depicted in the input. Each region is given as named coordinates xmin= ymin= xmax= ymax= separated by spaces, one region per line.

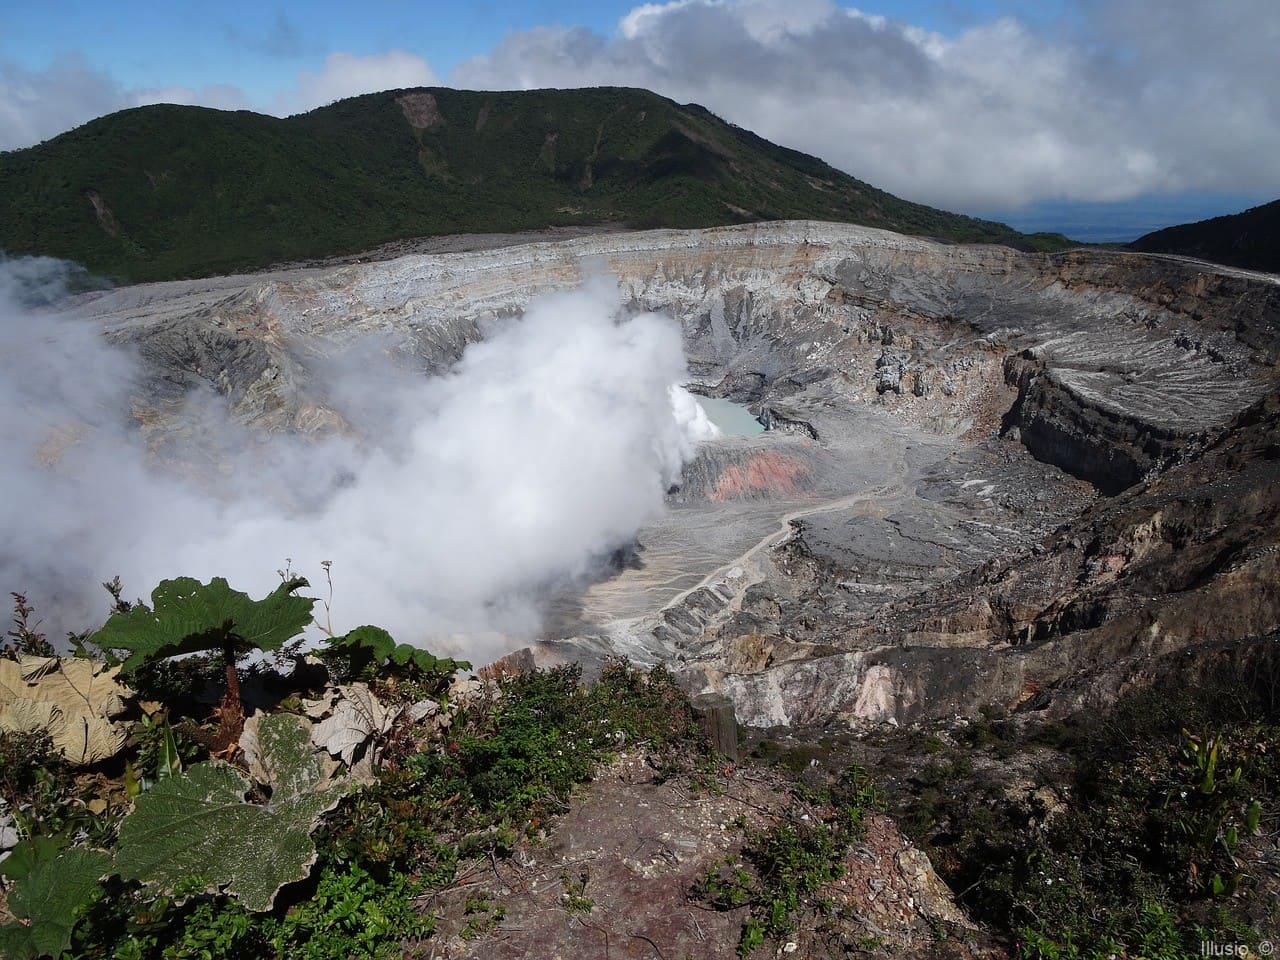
xmin=0 ymin=86 xmax=1069 ymax=282
xmin=4 ymin=578 xmax=1275 ymax=957
xmin=856 ymin=652 xmax=1279 ymax=960
xmin=1131 ymin=198 xmax=1280 ymax=274
xmin=0 ymin=580 xmax=709 ymax=959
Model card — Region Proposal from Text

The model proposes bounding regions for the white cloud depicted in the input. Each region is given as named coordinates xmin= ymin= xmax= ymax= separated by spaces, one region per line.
xmin=0 ymin=261 xmax=707 ymax=658
xmin=0 ymin=55 xmax=128 ymax=150
xmin=619 ymin=1 xmax=698 ymax=39
xmin=280 ymin=50 xmax=439 ymax=114
xmin=452 ymin=0 xmax=1280 ymax=210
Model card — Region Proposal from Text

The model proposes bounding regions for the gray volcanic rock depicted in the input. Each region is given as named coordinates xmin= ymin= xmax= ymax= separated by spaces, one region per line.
xmin=693 ymin=390 xmax=1280 ymax=728
xmin=79 ymin=221 xmax=1276 ymax=460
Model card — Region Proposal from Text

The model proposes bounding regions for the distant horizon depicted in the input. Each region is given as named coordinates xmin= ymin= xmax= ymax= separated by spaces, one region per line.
xmin=978 ymin=192 xmax=1274 ymax=244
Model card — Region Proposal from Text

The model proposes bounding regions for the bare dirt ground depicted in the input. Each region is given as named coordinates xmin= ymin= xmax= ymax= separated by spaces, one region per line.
xmin=423 ymin=753 xmax=1000 ymax=960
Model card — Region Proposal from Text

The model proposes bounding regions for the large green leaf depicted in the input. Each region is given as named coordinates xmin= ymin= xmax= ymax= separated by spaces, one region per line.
xmin=340 ymin=626 xmax=396 ymax=663
xmin=113 ymin=713 xmax=345 ymax=911
xmin=317 ymin=625 xmax=394 ymax=678
xmin=89 ymin=577 xmax=314 ymax=673
xmin=0 ymin=836 xmax=66 ymax=883
xmin=0 ymin=839 xmax=111 ymax=959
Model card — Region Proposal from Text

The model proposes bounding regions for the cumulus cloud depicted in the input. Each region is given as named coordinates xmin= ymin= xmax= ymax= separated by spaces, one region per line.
xmin=452 ymin=0 xmax=1280 ymax=210
xmin=279 ymin=50 xmax=439 ymax=114
xmin=0 ymin=259 xmax=708 ymax=660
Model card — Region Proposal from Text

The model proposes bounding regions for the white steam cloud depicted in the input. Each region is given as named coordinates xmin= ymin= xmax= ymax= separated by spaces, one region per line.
xmin=0 ymin=259 xmax=709 ymax=660
xmin=670 ymin=385 xmax=722 ymax=443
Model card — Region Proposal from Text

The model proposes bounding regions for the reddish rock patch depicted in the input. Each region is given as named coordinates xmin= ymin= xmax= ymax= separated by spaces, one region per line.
xmin=709 ymin=450 xmax=811 ymax=502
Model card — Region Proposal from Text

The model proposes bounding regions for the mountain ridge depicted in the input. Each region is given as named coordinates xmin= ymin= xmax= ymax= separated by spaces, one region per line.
xmin=1130 ymin=197 xmax=1280 ymax=274
xmin=0 ymin=85 xmax=1069 ymax=283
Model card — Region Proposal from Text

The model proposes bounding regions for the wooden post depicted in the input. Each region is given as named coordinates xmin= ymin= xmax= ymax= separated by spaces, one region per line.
xmin=691 ymin=692 xmax=739 ymax=761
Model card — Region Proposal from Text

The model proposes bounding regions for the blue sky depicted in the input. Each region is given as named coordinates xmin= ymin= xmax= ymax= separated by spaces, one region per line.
xmin=1 ymin=0 xmax=1072 ymax=92
xmin=2 ymin=2 xmax=626 ymax=97
xmin=2 ymin=0 xmax=1275 ymax=240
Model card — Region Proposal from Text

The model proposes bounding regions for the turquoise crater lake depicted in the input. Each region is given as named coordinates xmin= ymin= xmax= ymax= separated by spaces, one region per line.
xmin=696 ymin=396 xmax=766 ymax=436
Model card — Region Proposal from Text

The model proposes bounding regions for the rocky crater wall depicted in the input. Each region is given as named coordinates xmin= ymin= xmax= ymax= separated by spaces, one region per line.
xmin=82 ymin=221 xmax=1279 ymax=498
